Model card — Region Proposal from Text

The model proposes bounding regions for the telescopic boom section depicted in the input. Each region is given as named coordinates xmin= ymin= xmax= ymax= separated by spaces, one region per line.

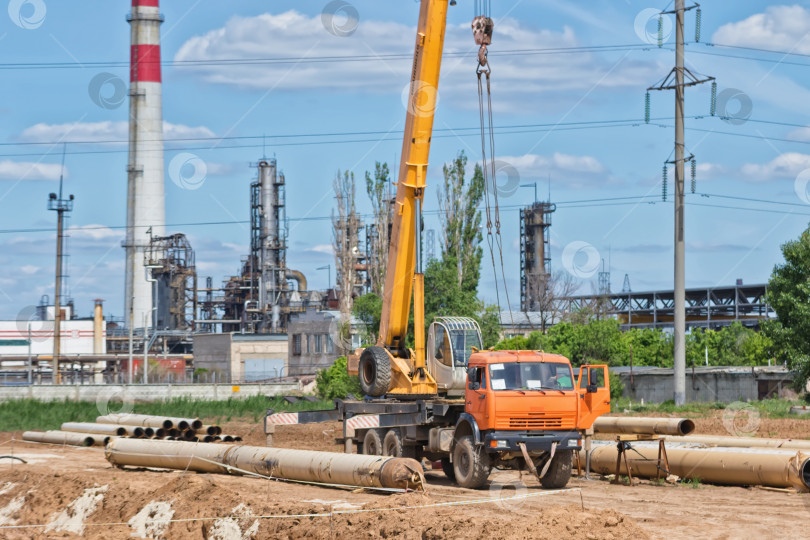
xmin=359 ymin=0 xmax=449 ymax=396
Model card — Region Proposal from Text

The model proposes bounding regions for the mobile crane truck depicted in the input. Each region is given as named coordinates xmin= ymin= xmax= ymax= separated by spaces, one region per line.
xmin=264 ymin=0 xmax=611 ymax=489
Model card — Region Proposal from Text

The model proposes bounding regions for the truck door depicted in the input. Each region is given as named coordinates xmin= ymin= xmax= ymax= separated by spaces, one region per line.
xmin=576 ymin=365 xmax=611 ymax=429
xmin=465 ymin=366 xmax=490 ymax=428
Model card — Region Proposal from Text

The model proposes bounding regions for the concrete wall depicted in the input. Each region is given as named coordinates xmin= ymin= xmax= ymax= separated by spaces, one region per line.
xmin=0 ymin=382 xmax=299 ymax=403
xmin=614 ymin=366 xmax=794 ymax=403
xmin=192 ymin=333 xmax=232 ymax=376
xmin=231 ymin=335 xmax=288 ymax=381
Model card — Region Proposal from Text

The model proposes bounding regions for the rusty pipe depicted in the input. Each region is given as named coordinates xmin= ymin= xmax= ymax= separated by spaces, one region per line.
xmin=106 ymin=439 xmax=425 ymax=490
xmin=123 ymin=426 xmax=145 ymax=438
xmin=582 ymin=442 xmax=810 ymax=491
xmin=593 ymin=417 xmax=696 ymax=436
xmin=221 ymin=435 xmax=234 ymax=442
xmin=144 ymin=427 xmax=155 ymax=438
xmin=97 ymin=414 xmax=172 ymax=429
xmin=285 ymin=269 xmax=307 ymax=292
xmin=24 ymin=431 xmax=94 ymax=447
xmin=663 ymin=435 xmax=810 ymax=451
xmin=96 ymin=414 xmax=202 ymax=431
xmin=61 ymin=423 xmax=126 ymax=437
xmin=155 ymin=428 xmax=166 ymax=438
xmin=199 ymin=425 xmax=221 ymax=436
xmin=182 ymin=429 xmax=196 ymax=441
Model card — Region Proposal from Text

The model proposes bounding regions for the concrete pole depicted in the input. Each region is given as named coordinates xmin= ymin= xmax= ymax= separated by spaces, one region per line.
xmin=673 ymin=0 xmax=687 ymax=406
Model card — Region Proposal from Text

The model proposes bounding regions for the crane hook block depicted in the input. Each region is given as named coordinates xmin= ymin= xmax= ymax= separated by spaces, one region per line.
xmin=472 ymin=16 xmax=494 ymax=67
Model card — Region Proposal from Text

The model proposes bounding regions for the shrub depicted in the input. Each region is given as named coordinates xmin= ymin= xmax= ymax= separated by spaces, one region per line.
xmin=315 ymin=356 xmax=362 ymax=400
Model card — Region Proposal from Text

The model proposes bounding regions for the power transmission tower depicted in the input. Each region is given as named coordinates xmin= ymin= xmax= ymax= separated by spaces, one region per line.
xmin=622 ymin=274 xmax=631 ymax=294
xmin=647 ymin=1 xmax=714 ymax=405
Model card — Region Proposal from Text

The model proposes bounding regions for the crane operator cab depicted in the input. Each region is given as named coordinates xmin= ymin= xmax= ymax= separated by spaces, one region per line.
xmin=426 ymin=317 xmax=483 ymax=396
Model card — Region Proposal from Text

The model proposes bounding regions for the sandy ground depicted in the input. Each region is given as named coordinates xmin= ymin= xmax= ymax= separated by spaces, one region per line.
xmin=0 ymin=411 xmax=807 ymax=539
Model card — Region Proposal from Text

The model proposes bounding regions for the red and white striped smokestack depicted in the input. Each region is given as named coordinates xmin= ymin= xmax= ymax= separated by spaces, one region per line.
xmin=124 ymin=0 xmax=165 ymax=329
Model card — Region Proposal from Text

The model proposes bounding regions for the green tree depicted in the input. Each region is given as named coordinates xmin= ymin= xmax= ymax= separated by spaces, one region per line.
xmin=438 ymin=151 xmax=484 ymax=292
xmin=763 ymin=226 xmax=810 ymax=387
xmin=364 ymin=162 xmax=392 ymax=296
xmin=353 ymin=292 xmax=383 ymax=345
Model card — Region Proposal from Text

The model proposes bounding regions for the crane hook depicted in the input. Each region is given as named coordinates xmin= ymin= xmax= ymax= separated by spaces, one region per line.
xmin=472 ymin=16 xmax=494 ymax=70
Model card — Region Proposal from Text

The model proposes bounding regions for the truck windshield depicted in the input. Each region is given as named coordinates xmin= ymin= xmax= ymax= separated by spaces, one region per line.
xmin=488 ymin=362 xmax=574 ymax=391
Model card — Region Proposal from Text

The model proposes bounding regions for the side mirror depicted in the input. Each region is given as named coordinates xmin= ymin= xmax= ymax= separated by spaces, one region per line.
xmin=468 ymin=382 xmax=481 ymax=391
xmin=587 ymin=384 xmax=598 ymax=394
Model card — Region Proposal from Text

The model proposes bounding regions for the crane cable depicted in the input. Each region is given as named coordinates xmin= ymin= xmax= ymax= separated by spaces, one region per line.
xmin=474 ymin=16 xmax=515 ymax=330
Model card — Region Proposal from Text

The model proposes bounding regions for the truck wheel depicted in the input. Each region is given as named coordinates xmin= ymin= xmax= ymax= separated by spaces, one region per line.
xmin=359 ymin=347 xmax=391 ymax=397
xmin=440 ymin=458 xmax=455 ymax=481
xmin=452 ymin=435 xmax=491 ymax=489
xmin=540 ymin=449 xmax=573 ymax=489
xmin=382 ymin=429 xmax=415 ymax=459
xmin=363 ymin=429 xmax=382 ymax=455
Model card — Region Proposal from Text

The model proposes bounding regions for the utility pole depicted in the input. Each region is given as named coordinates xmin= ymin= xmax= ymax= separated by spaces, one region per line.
xmin=47 ymin=150 xmax=73 ymax=385
xmin=647 ymin=1 xmax=713 ymax=405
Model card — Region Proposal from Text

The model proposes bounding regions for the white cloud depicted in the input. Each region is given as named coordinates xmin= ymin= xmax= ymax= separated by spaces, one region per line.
xmin=173 ymin=11 xmax=654 ymax=101
xmin=739 ymin=152 xmax=810 ymax=182
xmin=712 ymin=5 xmax=810 ymax=54
xmin=0 ymin=160 xmax=63 ymax=181
xmin=68 ymin=224 xmax=123 ymax=241
xmin=19 ymin=122 xmax=214 ymax=143
xmin=496 ymin=153 xmax=610 ymax=189
xmin=20 ymin=265 xmax=39 ymax=275
xmin=309 ymin=244 xmax=334 ymax=255
xmin=788 ymin=127 xmax=810 ymax=142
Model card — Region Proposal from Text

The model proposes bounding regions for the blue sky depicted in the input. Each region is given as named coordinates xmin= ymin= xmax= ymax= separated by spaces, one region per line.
xmin=1 ymin=1 xmax=809 ymax=320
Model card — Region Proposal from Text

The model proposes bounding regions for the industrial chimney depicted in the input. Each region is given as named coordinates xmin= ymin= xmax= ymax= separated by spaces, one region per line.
xmin=124 ymin=0 xmax=165 ymax=330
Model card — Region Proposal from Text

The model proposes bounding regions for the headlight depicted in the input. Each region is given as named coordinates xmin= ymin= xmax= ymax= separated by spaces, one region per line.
xmin=567 ymin=439 xmax=579 ymax=447
xmin=490 ymin=440 xmax=509 ymax=448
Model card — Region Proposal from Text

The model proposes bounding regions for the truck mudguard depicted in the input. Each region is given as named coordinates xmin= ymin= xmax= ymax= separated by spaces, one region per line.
xmin=456 ymin=413 xmax=481 ymax=444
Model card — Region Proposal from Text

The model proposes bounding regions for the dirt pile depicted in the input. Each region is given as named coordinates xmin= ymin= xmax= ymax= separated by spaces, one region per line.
xmin=0 ymin=468 xmax=648 ymax=539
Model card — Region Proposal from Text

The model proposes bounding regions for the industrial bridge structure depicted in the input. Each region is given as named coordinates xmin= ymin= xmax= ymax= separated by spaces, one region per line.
xmin=561 ymin=283 xmax=775 ymax=330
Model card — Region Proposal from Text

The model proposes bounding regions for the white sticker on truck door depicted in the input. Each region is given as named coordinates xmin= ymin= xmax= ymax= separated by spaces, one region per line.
xmin=491 ymin=379 xmax=505 ymax=390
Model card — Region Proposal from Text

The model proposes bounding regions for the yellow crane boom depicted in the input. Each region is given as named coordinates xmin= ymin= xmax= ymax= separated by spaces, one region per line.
xmin=351 ymin=0 xmax=492 ymax=398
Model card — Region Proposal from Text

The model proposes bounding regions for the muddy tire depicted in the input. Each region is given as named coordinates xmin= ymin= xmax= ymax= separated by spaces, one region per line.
xmin=540 ymin=449 xmax=573 ymax=489
xmin=382 ymin=429 xmax=415 ymax=458
xmin=440 ymin=458 xmax=456 ymax=481
xmin=363 ymin=429 xmax=383 ymax=456
xmin=452 ymin=435 xmax=491 ymax=489
xmin=359 ymin=347 xmax=391 ymax=397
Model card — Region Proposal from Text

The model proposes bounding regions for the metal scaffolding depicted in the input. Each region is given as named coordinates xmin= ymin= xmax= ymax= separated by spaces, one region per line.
xmin=519 ymin=201 xmax=555 ymax=312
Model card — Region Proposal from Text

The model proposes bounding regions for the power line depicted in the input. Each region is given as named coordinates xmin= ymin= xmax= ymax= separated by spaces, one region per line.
xmin=0 ymin=41 xmax=806 ymax=71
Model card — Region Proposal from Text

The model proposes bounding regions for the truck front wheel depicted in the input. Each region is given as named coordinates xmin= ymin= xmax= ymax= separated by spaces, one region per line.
xmin=539 ymin=449 xmax=573 ymax=489
xmin=452 ymin=435 xmax=491 ymax=489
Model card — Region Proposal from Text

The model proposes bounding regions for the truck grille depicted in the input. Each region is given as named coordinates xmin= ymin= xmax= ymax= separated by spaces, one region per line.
xmin=496 ymin=412 xmax=576 ymax=430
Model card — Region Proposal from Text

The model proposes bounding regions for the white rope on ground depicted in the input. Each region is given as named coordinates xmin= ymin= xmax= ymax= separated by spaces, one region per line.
xmin=0 ymin=487 xmax=582 ymax=530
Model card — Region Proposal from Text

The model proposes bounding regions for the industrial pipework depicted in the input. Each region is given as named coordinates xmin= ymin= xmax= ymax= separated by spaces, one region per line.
xmin=106 ymin=438 xmax=425 ymax=490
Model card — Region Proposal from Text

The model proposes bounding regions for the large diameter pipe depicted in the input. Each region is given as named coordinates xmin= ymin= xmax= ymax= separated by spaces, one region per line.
xmin=61 ymin=423 xmax=126 ymax=437
xmin=593 ymin=417 xmax=696 ymax=436
xmin=663 ymin=435 xmax=810 ymax=451
xmin=106 ymin=439 xmax=425 ymax=490
xmin=199 ymin=425 xmax=221 ymax=436
xmin=24 ymin=431 xmax=94 ymax=447
xmin=582 ymin=442 xmax=810 ymax=491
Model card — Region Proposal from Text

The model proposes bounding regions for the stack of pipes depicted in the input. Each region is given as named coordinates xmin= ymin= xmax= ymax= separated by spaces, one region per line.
xmin=22 ymin=414 xmax=241 ymax=448
xmin=583 ymin=416 xmax=810 ymax=492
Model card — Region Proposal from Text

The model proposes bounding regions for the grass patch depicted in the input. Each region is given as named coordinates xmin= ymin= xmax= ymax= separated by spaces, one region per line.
xmin=611 ymin=398 xmax=801 ymax=418
xmin=0 ymin=395 xmax=333 ymax=432
xmin=685 ymin=476 xmax=702 ymax=489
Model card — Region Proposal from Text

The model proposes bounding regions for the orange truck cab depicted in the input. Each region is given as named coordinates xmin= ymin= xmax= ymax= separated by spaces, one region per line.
xmin=460 ymin=351 xmax=610 ymax=458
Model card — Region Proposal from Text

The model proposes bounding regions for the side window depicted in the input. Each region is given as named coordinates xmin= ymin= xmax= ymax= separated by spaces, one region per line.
xmin=314 ymin=335 xmax=322 ymax=354
xmin=467 ymin=366 xmax=486 ymax=389
xmin=434 ymin=326 xmax=452 ymax=367
xmin=292 ymin=334 xmax=302 ymax=356
xmin=588 ymin=367 xmax=605 ymax=388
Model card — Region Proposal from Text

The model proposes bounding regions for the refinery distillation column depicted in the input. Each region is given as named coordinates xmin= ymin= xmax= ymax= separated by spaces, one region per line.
xmin=124 ymin=0 xmax=165 ymax=330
